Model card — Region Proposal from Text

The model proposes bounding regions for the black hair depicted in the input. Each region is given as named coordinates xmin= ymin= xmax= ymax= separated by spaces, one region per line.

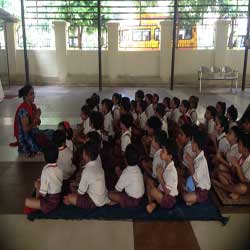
xmin=43 ymin=143 xmax=59 ymax=164
xmin=112 ymin=93 xmax=122 ymax=105
xmin=101 ymin=99 xmax=113 ymax=112
xmin=18 ymin=85 xmax=33 ymax=100
xmin=230 ymin=126 xmax=239 ymax=140
xmin=138 ymin=100 xmax=147 ymax=112
xmin=238 ymin=132 xmax=250 ymax=150
xmin=86 ymin=98 xmax=96 ymax=110
xmin=131 ymin=100 xmax=136 ymax=109
xmin=216 ymin=101 xmax=226 ymax=115
xmin=91 ymin=93 xmax=100 ymax=105
xmin=227 ymin=105 xmax=238 ymax=122
xmin=153 ymin=93 xmax=159 ymax=102
xmin=163 ymin=97 xmax=171 ymax=109
xmin=81 ymin=105 xmax=91 ymax=116
xmin=172 ymin=97 xmax=180 ymax=108
xmin=147 ymin=116 xmax=162 ymax=131
xmin=58 ymin=121 xmax=73 ymax=140
xmin=162 ymin=139 xmax=178 ymax=165
xmin=89 ymin=111 xmax=104 ymax=130
xmin=189 ymin=96 xmax=199 ymax=109
xmin=82 ymin=141 xmax=99 ymax=161
xmin=154 ymin=130 xmax=168 ymax=147
xmin=145 ymin=94 xmax=153 ymax=104
xmin=120 ymin=113 xmax=134 ymax=129
xmin=156 ymin=103 xmax=166 ymax=117
xmin=135 ymin=90 xmax=144 ymax=101
xmin=192 ymin=130 xmax=206 ymax=150
xmin=120 ymin=97 xmax=131 ymax=113
xmin=86 ymin=131 xmax=102 ymax=148
xmin=53 ymin=129 xmax=66 ymax=148
xmin=125 ymin=144 xmax=139 ymax=166
xmin=180 ymin=124 xmax=193 ymax=138
xmin=206 ymin=106 xmax=217 ymax=119
xmin=181 ymin=100 xmax=190 ymax=112
xmin=216 ymin=115 xmax=229 ymax=133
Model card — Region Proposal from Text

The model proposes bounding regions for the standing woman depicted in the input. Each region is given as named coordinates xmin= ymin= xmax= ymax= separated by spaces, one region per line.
xmin=13 ymin=85 xmax=47 ymax=156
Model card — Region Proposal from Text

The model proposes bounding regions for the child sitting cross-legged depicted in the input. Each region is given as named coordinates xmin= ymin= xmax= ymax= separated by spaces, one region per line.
xmin=146 ymin=139 xmax=178 ymax=213
xmin=64 ymin=141 xmax=109 ymax=209
xmin=182 ymin=130 xmax=211 ymax=206
xmin=24 ymin=143 xmax=63 ymax=214
xmin=108 ymin=144 xmax=145 ymax=208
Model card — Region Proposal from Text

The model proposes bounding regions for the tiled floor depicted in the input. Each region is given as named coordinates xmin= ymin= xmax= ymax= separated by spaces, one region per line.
xmin=0 ymin=85 xmax=250 ymax=250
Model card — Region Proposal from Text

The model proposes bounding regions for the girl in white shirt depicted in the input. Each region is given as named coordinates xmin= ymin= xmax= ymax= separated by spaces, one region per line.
xmin=101 ymin=99 xmax=114 ymax=142
xmin=109 ymin=144 xmax=145 ymax=208
xmin=146 ymin=139 xmax=178 ymax=214
xmin=226 ymin=105 xmax=238 ymax=129
xmin=58 ymin=121 xmax=74 ymax=152
xmin=155 ymin=103 xmax=169 ymax=138
xmin=112 ymin=93 xmax=122 ymax=122
xmin=188 ymin=95 xmax=199 ymax=125
xmin=24 ymin=143 xmax=63 ymax=214
xmin=145 ymin=94 xmax=155 ymax=119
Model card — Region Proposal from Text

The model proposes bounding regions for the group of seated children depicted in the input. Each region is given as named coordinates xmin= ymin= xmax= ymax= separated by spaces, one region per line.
xmin=24 ymin=91 xmax=250 ymax=215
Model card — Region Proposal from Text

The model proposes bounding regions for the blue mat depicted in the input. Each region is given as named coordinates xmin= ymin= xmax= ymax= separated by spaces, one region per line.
xmin=27 ymin=197 xmax=229 ymax=225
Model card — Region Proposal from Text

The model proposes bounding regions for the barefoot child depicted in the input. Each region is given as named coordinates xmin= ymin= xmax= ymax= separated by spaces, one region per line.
xmin=64 ymin=141 xmax=109 ymax=209
xmin=146 ymin=139 xmax=178 ymax=213
xmin=24 ymin=143 xmax=63 ymax=214
xmin=108 ymin=144 xmax=145 ymax=208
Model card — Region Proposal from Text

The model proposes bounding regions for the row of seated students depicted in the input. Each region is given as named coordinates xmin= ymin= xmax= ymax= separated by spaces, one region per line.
xmin=24 ymin=91 xmax=250 ymax=215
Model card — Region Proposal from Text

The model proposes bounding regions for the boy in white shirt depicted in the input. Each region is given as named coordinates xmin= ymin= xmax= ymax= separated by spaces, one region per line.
xmin=64 ymin=141 xmax=109 ymax=208
xmin=109 ymin=144 xmax=145 ymax=208
xmin=145 ymin=93 xmax=155 ymax=118
xmin=170 ymin=97 xmax=181 ymax=123
xmin=136 ymin=100 xmax=148 ymax=131
xmin=183 ymin=130 xmax=211 ymax=206
xmin=203 ymin=106 xmax=217 ymax=135
xmin=188 ymin=96 xmax=199 ymax=125
xmin=53 ymin=130 xmax=76 ymax=181
xmin=89 ymin=111 xmax=104 ymax=137
xmin=120 ymin=114 xmax=133 ymax=153
xmin=101 ymin=99 xmax=114 ymax=142
xmin=112 ymin=93 xmax=122 ymax=122
xmin=226 ymin=105 xmax=238 ymax=129
xmin=155 ymin=103 xmax=169 ymax=137
xmin=24 ymin=143 xmax=63 ymax=214
xmin=146 ymin=139 xmax=178 ymax=213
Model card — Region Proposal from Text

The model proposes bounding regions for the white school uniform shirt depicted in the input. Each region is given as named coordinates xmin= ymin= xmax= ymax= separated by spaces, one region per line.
xmin=217 ymin=132 xmax=230 ymax=154
xmin=83 ymin=117 xmax=91 ymax=135
xmin=152 ymin=149 xmax=166 ymax=179
xmin=183 ymin=141 xmax=196 ymax=168
xmin=121 ymin=129 xmax=131 ymax=153
xmin=139 ymin=112 xmax=147 ymax=130
xmin=158 ymin=161 xmax=178 ymax=197
xmin=171 ymin=108 xmax=181 ymax=123
xmin=161 ymin=118 xmax=169 ymax=138
xmin=189 ymin=109 xmax=198 ymax=125
xmin=78 ymin=159 xmax=109 ymax=207
xmin=193 ymin=151 xmax=211 ymax=190
xmin=104 ymin=111 xmax=114 ymax=138
xmin=242 ymin=155 xmax=250 ymax=182
xmin=146 ymin=103 xmax=155 ymax=118
xmin=163 ymin=110 xmax=171 ymax=122
xmin=113 ymin=105 xmax=120 ymax=121
xmin=115 ymin=165 xmax=145 ymax=199
xmin=39 ymin=164 xmax=63 ymax=195
xmin=66 ymin=139 xmax=73 ymax=152
xmin=206 ymin=119 xmax=215 ymax=135
xmin=229 ymin=121 xmax=237 ymax=129
xmin=226 ymin=143 xmax=241 ymax=162
xmin=57 ymin=147 xmax=76 ymax=180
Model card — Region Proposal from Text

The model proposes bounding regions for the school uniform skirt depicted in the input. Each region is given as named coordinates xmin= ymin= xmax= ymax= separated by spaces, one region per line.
xmin=195 ymin=188 xmax=209 ymax=203
xmin=160 ymin=194 xmax=176 ymax=209
xmin=40 ymin=193 xmax=61 ymax=214
xmin=76 ymin=193 xmax=96 ymax=209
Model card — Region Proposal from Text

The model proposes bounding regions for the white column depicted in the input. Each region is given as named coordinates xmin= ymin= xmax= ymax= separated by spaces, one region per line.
xmin=53 ymin=21 xmax=69 ymax=81
xmin=5 ymin=22 xmax=17 ymax=76
xmin=214 ymin=20 xmax=230 ymax=67
xmin=160 ymin=20 xmax=173 ymax=83
xmin=107 ymin=22 xmax=119 ymax=80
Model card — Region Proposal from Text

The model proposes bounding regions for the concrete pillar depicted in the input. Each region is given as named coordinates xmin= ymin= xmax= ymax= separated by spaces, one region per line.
xmin=53 ymin=21 xmax=68 ymax=81
xmin=160 ymin=20 xmax=173 ymax=83
xmin=5 ymin=22 xmax=17 ymax=76
xmin=107 ymin=22 xmax=119 ymax=80
xmin=214 ymin=20 xmax=230 ymax=67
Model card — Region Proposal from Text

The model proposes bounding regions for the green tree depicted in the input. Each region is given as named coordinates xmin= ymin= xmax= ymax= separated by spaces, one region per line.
xmin=0 ymin=0 xmax=9 ymax=9
xmin=58 ymin=0 xmax=108 ymax=49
